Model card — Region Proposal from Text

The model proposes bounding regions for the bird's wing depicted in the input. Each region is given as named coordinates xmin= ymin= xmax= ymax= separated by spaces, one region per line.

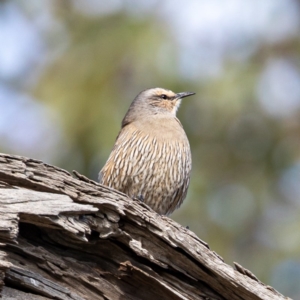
xmin=99 ymin=124 xmax=143 ymax=194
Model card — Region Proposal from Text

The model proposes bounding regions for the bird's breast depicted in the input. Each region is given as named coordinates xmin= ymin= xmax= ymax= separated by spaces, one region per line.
xmin=132 ymin=116 xmax=188 ymax=143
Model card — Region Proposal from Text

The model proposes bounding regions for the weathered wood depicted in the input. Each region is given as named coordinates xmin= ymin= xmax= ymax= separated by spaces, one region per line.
xmin=2 ymin=286 xmax=51 ymax=300
xmin=0 ymin=153 xmax=290 ymax=300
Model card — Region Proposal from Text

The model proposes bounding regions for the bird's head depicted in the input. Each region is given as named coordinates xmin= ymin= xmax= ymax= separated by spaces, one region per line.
xmin=122 ymin=88 xmax=195 ymax=126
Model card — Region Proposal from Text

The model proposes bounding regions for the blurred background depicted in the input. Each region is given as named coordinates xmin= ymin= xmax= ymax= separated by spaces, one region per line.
xmin=1 ymin=0 xmax=300 ymax=297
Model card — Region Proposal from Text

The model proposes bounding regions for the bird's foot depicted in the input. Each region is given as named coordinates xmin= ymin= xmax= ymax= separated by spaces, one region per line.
xmin=133 ymin=195 xmax=144 ymax=202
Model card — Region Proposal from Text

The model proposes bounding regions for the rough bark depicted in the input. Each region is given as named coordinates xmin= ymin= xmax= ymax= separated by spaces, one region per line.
xmin=0 ymin=153 xmax=289 ymax=300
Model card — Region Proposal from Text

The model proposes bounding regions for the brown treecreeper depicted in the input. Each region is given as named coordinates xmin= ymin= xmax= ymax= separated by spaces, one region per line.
xmin=99 ymin=88 xmax=195 ymax=215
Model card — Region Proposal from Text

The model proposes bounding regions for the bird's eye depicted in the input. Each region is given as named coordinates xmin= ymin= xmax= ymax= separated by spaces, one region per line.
xmin=160 ymin=94 xmax=167 ymax=99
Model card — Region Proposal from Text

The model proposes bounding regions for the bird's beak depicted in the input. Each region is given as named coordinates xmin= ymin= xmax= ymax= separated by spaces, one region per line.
xmin=176 ymin=92 xmax=195 ymax=99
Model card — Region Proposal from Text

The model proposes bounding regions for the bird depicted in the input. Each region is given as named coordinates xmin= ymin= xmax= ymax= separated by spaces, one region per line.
xmin=99 ymin=87 xmax=195 ymax=215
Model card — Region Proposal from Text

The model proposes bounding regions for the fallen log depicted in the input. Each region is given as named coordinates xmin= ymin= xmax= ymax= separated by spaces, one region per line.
xmin=0 ymin=153 xmax=289 ymax=299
